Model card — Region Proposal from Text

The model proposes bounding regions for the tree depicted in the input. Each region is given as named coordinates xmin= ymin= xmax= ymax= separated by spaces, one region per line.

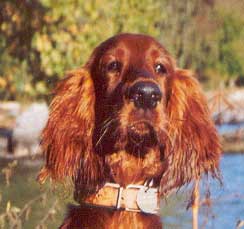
xmin=0 ymin=0 xmax=243 ymax=100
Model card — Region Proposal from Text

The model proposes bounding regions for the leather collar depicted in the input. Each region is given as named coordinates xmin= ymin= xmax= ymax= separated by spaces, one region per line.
xmin=81 ymin=182 xmax=160 ymax=215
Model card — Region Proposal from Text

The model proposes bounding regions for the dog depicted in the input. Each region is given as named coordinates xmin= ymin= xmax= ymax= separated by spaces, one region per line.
xmin=38 ymin=33 xmax=221 ymax=228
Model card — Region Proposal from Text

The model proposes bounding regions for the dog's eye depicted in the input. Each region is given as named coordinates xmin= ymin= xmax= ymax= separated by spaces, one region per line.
xmin=107 ymin=61 xmax=122 ymax=72
xmin=155 ymin=63 xmax=167 ymax=75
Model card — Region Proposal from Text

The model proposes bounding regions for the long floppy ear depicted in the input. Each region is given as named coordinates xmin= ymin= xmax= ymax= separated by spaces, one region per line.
xmin=37 ymin=68 xmax=103 ymax=188
xmin=160 ymin=69 xmax=221 ymax=195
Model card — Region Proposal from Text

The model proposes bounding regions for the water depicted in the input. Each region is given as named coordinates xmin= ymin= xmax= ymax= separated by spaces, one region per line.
xmin=204 ymin=154 xmax=244 ymax=228
xmin=162 ymin=154 xmax=244 ymax=228
xmin=217 ymin=123 xmax=244 ymax=134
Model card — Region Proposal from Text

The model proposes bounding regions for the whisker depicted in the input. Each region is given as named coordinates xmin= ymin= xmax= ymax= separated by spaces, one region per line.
xmin=95 ymin=127 xmax=109 ymax=147
xmin=100 ymin=118 xmax=116 ymax=132
xmin=101 ymin=116 xmax=114 ymax=127
xmin=96 ymin=117 xmax=119 ymax=147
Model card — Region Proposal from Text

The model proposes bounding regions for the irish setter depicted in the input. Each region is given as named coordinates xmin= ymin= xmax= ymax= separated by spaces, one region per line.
xmin=38 ymin=33 xmax=221 ymax=228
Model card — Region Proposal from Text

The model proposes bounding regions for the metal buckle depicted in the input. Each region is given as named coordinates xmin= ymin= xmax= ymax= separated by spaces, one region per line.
xmin=137 ymin=186 xmax=159 ymax=214
xmin=126 ymin=184 xmax=159 ymax=214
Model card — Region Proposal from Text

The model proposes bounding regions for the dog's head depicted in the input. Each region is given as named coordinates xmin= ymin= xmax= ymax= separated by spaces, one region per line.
xmin=88 ymin=34 xmax=174 ymax=153
xmin=38 ymin=33 xmax=221 ymax=195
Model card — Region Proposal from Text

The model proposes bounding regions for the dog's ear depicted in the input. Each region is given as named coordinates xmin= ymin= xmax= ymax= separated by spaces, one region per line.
xmin=160 ymin=69 xmax=221 ymax=195
xmin=37 ymin=68 xmax=103 ymax=187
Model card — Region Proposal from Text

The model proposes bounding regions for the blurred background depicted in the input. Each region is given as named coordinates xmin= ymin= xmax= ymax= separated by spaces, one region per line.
xmin=0 ymin=0 xmax=243 ymax=228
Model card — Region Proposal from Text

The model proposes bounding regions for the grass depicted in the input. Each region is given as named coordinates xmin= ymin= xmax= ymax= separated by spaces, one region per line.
xmin=0 ymin=158 xmax=73 ymax=229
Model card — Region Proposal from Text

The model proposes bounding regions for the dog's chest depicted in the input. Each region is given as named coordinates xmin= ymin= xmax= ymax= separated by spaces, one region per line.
xmin=105 ymin=149 xmax=163 ymax=186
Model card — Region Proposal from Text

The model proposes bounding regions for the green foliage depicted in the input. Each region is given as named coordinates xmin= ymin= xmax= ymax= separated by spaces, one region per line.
xmin=0 ymin=0 xmax=243 ymax=100
xmin=218 ymin=14 xmax=244 ymax=77
xmin=203 ymin=0 xmax=244 ymax=87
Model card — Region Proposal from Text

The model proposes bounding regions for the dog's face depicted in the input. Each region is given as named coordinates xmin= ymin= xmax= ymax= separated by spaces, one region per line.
xmin=39 ymin=33 xmax=221 ymax=196
xmin=88 ymin=34 xmax=175 ymax=153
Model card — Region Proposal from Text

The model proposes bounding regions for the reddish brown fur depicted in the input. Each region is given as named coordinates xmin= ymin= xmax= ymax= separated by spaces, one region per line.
xmin=38 ymin=33 xmax=221 ymax=228
xmin=60 ymin=205 xmax=161 ymax=229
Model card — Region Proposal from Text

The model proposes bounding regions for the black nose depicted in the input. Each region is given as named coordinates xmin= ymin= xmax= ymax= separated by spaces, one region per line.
xmin=127 ymin=81 xmax=162 ymax=109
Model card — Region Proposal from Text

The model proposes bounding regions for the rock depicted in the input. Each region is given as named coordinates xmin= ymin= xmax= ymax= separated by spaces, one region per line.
xmin=13 ymin=103 xmax=48 ymax=156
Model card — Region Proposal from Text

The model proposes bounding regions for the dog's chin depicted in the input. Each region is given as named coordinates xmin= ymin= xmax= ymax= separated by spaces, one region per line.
xmin=128 ymin=121 xmax=157 ymax=146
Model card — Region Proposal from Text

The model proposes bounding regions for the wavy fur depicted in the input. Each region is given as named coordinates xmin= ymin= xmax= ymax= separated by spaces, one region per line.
xmin=38 ymin=69 xmax=103 ymax=188
xmin=160 ymin=69 xmax=221 ymax=194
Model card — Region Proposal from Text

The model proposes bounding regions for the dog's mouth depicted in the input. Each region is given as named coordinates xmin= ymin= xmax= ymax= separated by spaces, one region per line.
xmin=128 ymin=121 xmax=157 ymax=145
